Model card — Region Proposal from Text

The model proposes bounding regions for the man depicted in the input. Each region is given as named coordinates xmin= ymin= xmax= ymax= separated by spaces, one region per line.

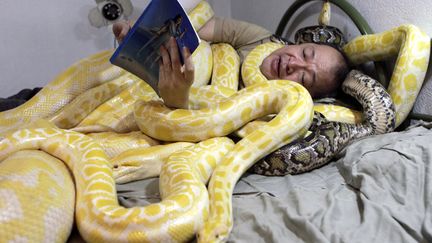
xmin=113 ymin=16 xmax=349 ymax=108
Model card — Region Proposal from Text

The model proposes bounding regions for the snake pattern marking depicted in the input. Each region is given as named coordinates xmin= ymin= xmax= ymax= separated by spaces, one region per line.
xmin=252 ymin=70 xmax=396 ymax=175
xmin=0 ymin=1 xmax=430 ymax=242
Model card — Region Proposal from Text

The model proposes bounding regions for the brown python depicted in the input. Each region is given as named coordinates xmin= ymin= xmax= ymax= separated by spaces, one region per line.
xmin=251 ymin=70 xmax=396 ymax=175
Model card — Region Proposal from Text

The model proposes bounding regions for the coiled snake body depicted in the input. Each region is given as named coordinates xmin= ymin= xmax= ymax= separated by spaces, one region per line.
xmin=0 ymin=1 xmax=430 ymax=242
xmin=252 ymin=70 xmax=396 ymax=175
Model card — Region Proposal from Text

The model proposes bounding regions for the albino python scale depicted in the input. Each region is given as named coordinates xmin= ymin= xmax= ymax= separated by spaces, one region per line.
xmin=0 ymin=1 xmax=430 ymax=243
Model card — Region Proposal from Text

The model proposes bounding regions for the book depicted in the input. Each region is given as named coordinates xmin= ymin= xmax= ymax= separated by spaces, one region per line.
xmin=110 ymin=0 xmax=200 ymax=95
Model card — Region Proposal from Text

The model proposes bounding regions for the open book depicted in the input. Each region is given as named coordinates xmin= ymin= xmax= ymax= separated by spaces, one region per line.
xmin=110 ymin=0 xmax=200 ymax=94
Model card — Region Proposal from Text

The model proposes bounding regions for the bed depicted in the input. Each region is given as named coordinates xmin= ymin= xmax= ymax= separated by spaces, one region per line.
xmin=115 ymin=122 xmax=432 ymax=242
xmin=1 ymin=0 xmax=431 ymax=242
xmin=114 ymin=0 xmax=432 ymax=242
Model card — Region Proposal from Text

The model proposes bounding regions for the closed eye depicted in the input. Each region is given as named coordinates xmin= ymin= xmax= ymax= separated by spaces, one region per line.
xmin=301 ymin=72 xmax=305 ymax=85
xmin=304 ymin=47 xmax=312 ymax=60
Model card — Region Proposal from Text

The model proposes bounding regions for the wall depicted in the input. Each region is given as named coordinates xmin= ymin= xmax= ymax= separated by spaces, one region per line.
xmin=1 ymin=1 xmax=431 ymax=107
xmin=0 ymin=0 xmax=230 ymax=98
xmin=231 ymin=0 xmax=432 ymax=40
xmin=207 ymin=0 xmax=231 ymax=17
xmin=0 ymin=0 xmax=151 ymax=98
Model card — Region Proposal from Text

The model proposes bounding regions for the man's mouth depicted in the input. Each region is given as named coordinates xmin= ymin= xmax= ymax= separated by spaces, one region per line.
xmin=271 ymin=56 xmax=280 ymax=78
xmin=279 ymin=56 xmax=291 ymax=78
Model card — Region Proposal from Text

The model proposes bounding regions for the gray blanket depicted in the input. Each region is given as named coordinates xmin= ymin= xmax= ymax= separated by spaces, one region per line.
xmin=116 ymin=124 xmax=432 ymax=243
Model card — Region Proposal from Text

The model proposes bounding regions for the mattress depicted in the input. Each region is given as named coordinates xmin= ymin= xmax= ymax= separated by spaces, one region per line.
xmin=115 ymin=123 xmax=432 ymax=243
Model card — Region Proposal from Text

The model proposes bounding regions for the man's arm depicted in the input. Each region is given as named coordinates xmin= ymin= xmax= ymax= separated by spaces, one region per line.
xmin=199 ymin=17 xmax=272 ymax=49
xmin=197 ymin=17 xmax=216 ymax=41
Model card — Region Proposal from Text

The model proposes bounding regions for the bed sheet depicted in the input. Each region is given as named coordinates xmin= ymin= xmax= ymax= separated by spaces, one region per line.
xmin=115 ymin=123 xmax=432 ymax=243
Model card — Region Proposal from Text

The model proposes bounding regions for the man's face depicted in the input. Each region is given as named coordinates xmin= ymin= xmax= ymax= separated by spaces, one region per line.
xmin=260 ymin=43 xmax=344 ymax=98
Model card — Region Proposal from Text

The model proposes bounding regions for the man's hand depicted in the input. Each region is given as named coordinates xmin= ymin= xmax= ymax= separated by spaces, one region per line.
xmin=112 ymin=20 xmax=131 ymax=43
xmin=158 ymin=37 xmax=194 ymax=109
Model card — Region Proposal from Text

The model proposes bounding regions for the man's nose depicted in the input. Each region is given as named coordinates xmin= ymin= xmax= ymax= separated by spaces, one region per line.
xmin=286 ymin=58 xmax=307 ymax=75
xmin=289 ymin=58 xmax=308 ymax=69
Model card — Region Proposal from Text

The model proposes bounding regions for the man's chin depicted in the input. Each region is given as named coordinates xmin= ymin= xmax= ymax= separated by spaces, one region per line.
xmin=259 ymin=65 xmax=271 ymax=79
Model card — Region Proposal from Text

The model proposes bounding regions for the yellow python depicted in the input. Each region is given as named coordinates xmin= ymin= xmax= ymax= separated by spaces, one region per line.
xmin=0 ymin=1 xmax=430 ymax=242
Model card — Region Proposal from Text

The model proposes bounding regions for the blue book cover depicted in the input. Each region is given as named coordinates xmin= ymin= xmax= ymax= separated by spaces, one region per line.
xmin=110 ymin=0 xmax=200 ymax=94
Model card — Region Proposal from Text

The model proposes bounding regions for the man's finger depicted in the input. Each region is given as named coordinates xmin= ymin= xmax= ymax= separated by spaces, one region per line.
xmin=158 ymin=59 xmax=170 ymax=93
xmin=183 ymin=47 xmax=194 ymax=84
xmin=159 ymin=59 xmax=165 ymax=79
xmin=113 ymin=21 xmax=130 ymax=43
xmin=183 ymin=47 xmax=194 ymax=71
xmin=168 ymin=37 xmax=181 ymax=70
xmin=159 ymin=45 xmax=171 ymax=70
xmin=182 ymin=46 xmax=192 ymax=58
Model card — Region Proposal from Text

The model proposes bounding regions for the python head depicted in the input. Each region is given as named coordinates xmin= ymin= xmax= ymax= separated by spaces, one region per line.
xmin=294 ymin=0 xmax=346 ymax=50
xmin=197 ymin=219 xmax=230 ymax=243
